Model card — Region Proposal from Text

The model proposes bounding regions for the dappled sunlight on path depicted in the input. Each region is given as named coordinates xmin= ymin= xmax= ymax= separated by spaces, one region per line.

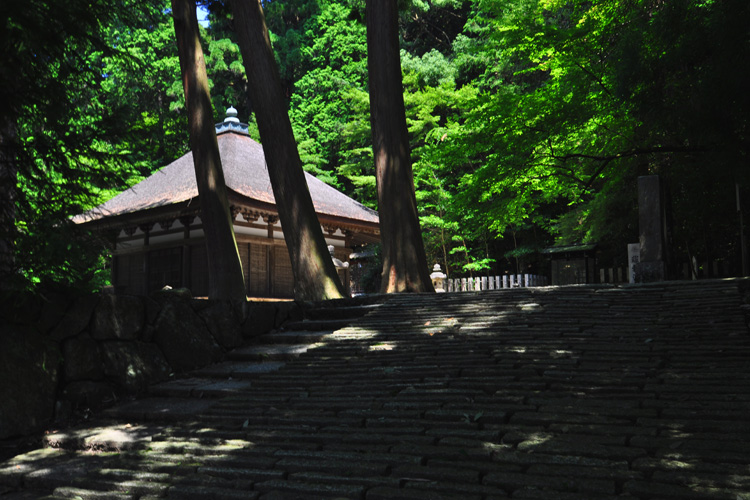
xmin=2 ymin=280 xmax=750 ymax=499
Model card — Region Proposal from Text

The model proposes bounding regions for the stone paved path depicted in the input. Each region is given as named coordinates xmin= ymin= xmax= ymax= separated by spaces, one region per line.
xmin=2 ymin=280 xmax=750 ymax=499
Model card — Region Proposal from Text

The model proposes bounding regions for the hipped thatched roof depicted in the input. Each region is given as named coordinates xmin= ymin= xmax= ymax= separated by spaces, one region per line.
xmin=75 ymin=126 xmax=379 ymax=231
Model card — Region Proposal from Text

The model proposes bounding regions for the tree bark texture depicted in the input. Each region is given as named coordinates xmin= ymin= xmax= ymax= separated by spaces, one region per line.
xmin=230 ymin=0 xmax=346 ymax=301
xmin=171 ymin=0 xmax=247 ymax=301
xmin=0 ymin=113 xmax=17 ymax=290
xmin=366 ymin=0 xmax=434 ymax=293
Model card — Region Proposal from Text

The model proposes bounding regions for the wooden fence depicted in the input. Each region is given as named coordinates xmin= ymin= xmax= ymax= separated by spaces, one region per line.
xmin=446 ymin=274 xmax=549 ymax=292
xmin=598 ymin=260 xmax=737 ymax=284
xmin=599 ymin=267 xmax=630 ymax=284
xmin=443 ymin=260 xmax=737 ymax=291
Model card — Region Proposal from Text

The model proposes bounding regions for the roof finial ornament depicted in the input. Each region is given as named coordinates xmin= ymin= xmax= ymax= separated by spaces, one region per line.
xmin=215 ymin=104 xmax=249 ymax=135
xmin=225 ymin=106 xmax=240 ymax=123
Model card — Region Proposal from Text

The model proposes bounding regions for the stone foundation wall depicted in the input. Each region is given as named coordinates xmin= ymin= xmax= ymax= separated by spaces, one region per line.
xmin=0 ymin=290 xmax=300 ymax=439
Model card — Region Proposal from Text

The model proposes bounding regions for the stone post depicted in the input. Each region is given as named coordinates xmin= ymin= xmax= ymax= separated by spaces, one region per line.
xmin=634 ymin=175 xmax=669 ymax=282
xmin=628 ymin=243 xmax=640 ymax=284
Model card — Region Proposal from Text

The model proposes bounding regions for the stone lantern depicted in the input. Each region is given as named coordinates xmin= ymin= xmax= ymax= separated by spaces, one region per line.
xmin=430 ymin=264 xmax=447 ymax=293
xmin=329 ymin=245 xmax=350 ymax=295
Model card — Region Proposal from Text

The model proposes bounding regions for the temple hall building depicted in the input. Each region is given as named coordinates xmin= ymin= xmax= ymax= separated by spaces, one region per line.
xmin=75 ymin=108 xmax=380 ymax=298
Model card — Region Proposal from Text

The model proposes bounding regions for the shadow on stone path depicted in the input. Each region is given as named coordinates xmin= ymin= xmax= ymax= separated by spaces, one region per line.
xmin=2 ymin=279 xmax=750 ymax=499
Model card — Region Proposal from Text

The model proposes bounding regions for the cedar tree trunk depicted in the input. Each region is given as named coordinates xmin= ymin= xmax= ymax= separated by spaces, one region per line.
xmin=366 ymin=0 xmax=434 ymax=293
xmin=172 ymin=0 xmax=246 ymax=301
xmin=230 ymin=0 xmax=346 ymax=301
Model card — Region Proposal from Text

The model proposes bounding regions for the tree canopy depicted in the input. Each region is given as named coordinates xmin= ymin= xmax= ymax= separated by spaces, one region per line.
xmin=3 ymin=0 xmax=748 ymax=290
xmin=1 ymin=0 xmax=174 ymax=290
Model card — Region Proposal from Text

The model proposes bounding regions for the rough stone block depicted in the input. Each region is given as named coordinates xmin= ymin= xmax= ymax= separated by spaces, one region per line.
xmin=61 ymin=381 xmax=117 ymax=411
xmin=0 ymin=291 xmax=42 ymax=326
xmin=242 ymin=303 xmax=278 ymax=339
xmin=152 ymin=300 xmax=223 ymax=372
xmin=92 ymin=294 xmax=145 ymax=340
xmin=101 ymin=341 xmax=171 ymax=392
xmin=275 ymin=301 xmax=302 ymax=327
xmin=149 ymin=287 xmax=193 ymax=303
xmin=198 ymin=302 xmax=243 ymax=348
xmin=50 ymin=294 xmax=100 ymax=341
xmin=0 ymin=326 xmax=60 ymax=439
xmin=62 ymin=334 xmax=104 ymax=381
xmin=143 ymin=297 xmax=162 ymax=326
xmin=35 ymin=290 xmax=74 ymax=334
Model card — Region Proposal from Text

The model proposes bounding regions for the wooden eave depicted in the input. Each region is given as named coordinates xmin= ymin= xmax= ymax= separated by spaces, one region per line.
xmin=79 ymin=190 xmax=380 ymax=245
xmin=76 ymin=199 xmax=201 ymax=232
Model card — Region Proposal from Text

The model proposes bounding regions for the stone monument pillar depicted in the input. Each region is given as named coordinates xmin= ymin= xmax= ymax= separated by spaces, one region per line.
xmin=627 ymin=243 xmax=640 ymax=284
xmin=634 ymin=175 xmax=669 ymax=282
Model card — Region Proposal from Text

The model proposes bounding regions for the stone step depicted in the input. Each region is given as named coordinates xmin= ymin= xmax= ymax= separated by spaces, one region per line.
xmin=281 ymin=318 xmax=353 ymax=331
xmin=53 ymin=487 xmax=139 ymax=500
xmin=253 ymin=478 xmax=366 ymax=499
xmin=102 ymin=397 xmax=216 ymax=422
xmin=302 ymin=303 xmax=382 ymax=321
xmin=190 ymin=360 xmax=286 ymax=380
xmin=149 ymin=377 xmax=254 ymax=398
xmin=42 ymin=423 xmax=165 ymax=452
xmin=227 ymin=343 xmax=318 ymax=362
xmin=3 ymin=280 xmax=749 ymax=500
xmin=253 ymin=330 xmax=337 ymax=344
xmin=165 ymin=484 xmax=260 ymax=499
xmin=47 ymin=475 xmax=170 ymax=498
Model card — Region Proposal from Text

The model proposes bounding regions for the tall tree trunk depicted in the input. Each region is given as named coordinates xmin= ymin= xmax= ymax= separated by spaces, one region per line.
xmin=229 ymin=0 xmax=346 ymax=301
xmin=172 ymin=0 xmax=246 ymax=301
xmin=366 ymin=0 xmax=434 ymax=293
xmin=0 ymin=113 xmax=17 ymax=290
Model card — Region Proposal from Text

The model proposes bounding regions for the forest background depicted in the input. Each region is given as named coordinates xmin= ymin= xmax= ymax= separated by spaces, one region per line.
xmin=3 ymin=0 xmax=749 ymax=291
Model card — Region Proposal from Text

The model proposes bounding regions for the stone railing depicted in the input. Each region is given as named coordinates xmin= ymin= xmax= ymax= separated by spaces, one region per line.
xmin=0 ymin=289 xmax=299 ymax=440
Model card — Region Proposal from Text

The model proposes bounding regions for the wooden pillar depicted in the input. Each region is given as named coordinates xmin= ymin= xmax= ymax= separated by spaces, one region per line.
xmin=139 ymin=223 xmax=154 ymax=295
xmin=182 ymin=245 xmax=191 ymax=289
xmin=180 ymin=214 xmax=195 ymax=240
xmin=266 ymin=215 xmax=278 ymax=239
xmin=179 ymin=215 xmax=195 ymax=291
xmin=266 ymin=215 xmax=278 ymax=296
xmin=263 ymin=245 xmax=271 ymax=297
xmin=245 ymin=242 xmax=251 ymax=295
xmin=112 ymin=254 xmax=119 ymax=292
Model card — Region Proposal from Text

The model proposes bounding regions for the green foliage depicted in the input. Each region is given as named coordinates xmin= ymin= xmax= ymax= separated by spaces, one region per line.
xmin=5 ymin=0 xmax=748 ymax=290
xmin=1 ymin=0 xmax=171 ymax=291
xmin=285 ymin=2 xmax=369 ymax=183
xmin=100 ymin=3 xmax=187 ymax=170
xmin=413 ymin=0 xmax=750 ymax=274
